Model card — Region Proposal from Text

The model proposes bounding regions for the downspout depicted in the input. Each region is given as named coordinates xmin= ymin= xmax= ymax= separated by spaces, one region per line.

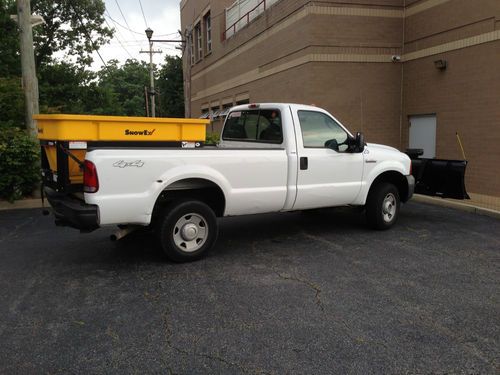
xmin=399 ymin=0 xmax=406 ymax=150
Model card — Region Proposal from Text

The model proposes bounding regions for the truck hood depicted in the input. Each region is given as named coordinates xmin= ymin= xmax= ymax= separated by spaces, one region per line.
xmin=364 ymin=143 xmax=411 ymax=175
xmin=366 ymin=143 xmax=399 ymax=153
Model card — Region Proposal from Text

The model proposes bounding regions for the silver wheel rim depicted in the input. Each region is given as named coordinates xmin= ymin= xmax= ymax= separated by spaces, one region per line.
xmin=382 ymin=193 xmax=397 ymax=223
xmin=173 ymin=213 xmax=208 ymax=252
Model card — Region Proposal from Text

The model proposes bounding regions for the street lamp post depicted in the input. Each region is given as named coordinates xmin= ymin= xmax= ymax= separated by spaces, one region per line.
xmin=140 ymin=30 xmax=185 ymax=118
xmin=145 ymin=27 xmax=155 ymax=117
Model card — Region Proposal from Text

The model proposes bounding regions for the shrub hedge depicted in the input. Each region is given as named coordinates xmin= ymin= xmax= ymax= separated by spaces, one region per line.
xmin=0 ymin=127 xmax=40 ymax=202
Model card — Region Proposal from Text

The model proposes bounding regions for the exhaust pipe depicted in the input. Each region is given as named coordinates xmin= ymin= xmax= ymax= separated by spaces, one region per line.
xmin=110 ymin=226 xmax=138 ymax=241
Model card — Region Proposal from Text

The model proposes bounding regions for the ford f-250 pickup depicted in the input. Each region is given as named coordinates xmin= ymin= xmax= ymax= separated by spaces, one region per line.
xmin=42 ymin=103 xmax=415 ymax=262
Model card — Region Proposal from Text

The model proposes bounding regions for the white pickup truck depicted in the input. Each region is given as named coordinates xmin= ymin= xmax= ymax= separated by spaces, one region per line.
xmin=45 ymin=103 xmax=415 ymax=262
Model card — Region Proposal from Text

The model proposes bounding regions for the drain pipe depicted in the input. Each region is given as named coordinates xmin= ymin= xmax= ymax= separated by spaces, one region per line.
xmin=399 ymin=0 xmax=406 ymax=150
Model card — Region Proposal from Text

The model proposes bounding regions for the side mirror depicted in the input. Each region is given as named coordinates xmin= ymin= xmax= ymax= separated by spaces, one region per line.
xmin=354 ymin=132 xmax=365 ymax=153
xmin=325 ymin=139 xmax=339 ymax=151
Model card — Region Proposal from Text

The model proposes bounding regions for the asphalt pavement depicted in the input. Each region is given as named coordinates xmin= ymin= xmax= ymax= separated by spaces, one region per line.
xmin=0 ymin=202 xmax=499 ymax=374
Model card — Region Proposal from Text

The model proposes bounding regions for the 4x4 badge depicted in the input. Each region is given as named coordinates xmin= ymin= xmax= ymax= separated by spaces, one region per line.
xmin=113 ymin=160 xmax=144 ymax=168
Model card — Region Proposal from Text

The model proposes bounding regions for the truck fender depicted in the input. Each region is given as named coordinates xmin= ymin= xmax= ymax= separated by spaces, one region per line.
xmin=354 ymin=161 xmax=408 ymax=205
xmin=149 ymin=165 xmax=231 ymax=214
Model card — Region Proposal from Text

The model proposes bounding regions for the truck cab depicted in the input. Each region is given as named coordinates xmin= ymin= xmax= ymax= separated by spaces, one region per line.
xmin=219 ymin=103 xmax=414 ymax=210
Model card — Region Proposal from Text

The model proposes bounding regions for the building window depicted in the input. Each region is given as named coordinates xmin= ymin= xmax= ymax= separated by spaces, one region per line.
xmin=236 ymin=98 xmax=249 ymax=105
xmin=225 ymin=0 xmax=282 ymax=39
xmin=195 ymin=22 xmax=202 ymax=61
xmin=189 ymin=34 xmax=194 ymax=65
xmin=204 ymin=12 xmax=212 ymax=54
xmin=200 ymin=108 xmax=210 ymax=119
xmin=210 ymin=105 xmax=220 ymax=120
xmin=219 ymin=103 xmax=232 ymax=119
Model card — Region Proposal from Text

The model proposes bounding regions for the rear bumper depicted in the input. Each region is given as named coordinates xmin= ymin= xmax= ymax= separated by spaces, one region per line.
xmin=405 ymin=175 xmax=415 ymax=202
xmin=44 ymin=187 xmax=99 ymax=232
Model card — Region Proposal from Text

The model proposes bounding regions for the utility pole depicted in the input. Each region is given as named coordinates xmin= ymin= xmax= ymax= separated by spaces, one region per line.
xmin=141 ymin=28 xmax=162 ymax=117
xmin=148 ymin=36 xmax=156 ymax=118
xmin=144 ymin=86 xmax=150 ymax=117
xmin=16 ymin=0 xmax=39 ymax=138
xmin=183 ymin=28 xmax=192 ymax=118
xmin=141 ymin=28 xmax=185 ymax=118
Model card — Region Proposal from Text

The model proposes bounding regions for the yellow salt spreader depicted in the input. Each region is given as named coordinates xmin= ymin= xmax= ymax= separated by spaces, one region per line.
xmin=35 ymin=114 xmax=209 ymax=193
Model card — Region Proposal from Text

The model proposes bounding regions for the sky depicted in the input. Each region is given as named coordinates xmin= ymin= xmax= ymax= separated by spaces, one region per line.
xmin=90 ymin=0 xmax=182 ymax=70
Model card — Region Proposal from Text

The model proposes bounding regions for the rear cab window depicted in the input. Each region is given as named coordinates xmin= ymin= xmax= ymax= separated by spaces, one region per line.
xmin=222 ymin=109 xmax=283 ymax=145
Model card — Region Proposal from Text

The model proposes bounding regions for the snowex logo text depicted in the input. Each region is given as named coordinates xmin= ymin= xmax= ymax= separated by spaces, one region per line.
xmin=124 ymin=129 xmax=156 ymax=136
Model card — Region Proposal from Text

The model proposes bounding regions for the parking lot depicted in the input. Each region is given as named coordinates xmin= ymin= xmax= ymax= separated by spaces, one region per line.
xmin=0 ymin=201 xmax=499 ymax=374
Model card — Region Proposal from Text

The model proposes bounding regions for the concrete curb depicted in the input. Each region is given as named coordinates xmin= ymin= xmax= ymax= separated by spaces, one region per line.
xmin=0 ymin=198 xmax=44 ymax=211
xmin=413 ymin=194 xmax=500 ymax=220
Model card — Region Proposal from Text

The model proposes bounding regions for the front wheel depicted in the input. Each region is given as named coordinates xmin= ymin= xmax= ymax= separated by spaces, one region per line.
xmin=366 ymin=182 xmax=400 ymax=230
xmin=157 ymin=200 xmax=218 ymax=262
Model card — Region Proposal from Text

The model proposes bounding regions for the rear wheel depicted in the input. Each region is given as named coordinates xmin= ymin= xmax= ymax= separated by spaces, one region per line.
xmin=366 ymin=182 xmax=400 ymax=230
xmin=157 ymin=200 xmax=218 ymax=262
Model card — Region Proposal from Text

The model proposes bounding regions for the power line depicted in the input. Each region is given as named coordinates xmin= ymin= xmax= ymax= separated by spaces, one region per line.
xmin=104 ymin=18 xmax=134 ymax=59
xmin=105 ymin=10 xmax=177 ymax=38
xmin=113 ymin=0 xmax=144 ymax=49
xmin=138 ymin=0 xmax=148 ymax=27
xmin=157 ymin=32 xmax=181 ymax=37
xmin=105 ymin=11 xmax=144 ymax=35
xmin=104 ymin=9 xmax=179 ymax=41
xmin=114 ymin=0 xmax=135 ymax=34
xmin=68 ymin=2 xmax=107 ymax=67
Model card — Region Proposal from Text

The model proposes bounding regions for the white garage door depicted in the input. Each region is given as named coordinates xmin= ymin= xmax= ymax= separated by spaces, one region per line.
xmin=409 ymin=115 xmax=436 ymax=158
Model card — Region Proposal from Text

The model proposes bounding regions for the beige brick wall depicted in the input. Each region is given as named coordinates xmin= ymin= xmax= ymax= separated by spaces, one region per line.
xmin=403 ymin=0 xmax=500 ymax=196
xmin=181 ymin=0 xmax=500 ymax=197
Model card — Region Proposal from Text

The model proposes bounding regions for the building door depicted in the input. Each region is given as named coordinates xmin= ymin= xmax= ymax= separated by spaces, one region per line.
xmin=409 ymin=115 xmax=436 ymax=158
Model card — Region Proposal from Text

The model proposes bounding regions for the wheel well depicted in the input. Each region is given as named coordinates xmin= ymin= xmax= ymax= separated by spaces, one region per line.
xmin=152 ymin=178 xmax=226 ymax=220
xmin=369 ymin=171 xmax=409 ymax=203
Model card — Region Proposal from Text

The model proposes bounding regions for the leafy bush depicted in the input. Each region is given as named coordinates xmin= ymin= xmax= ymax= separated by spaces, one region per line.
xmin=0 ymin=127 xmax=39 ymax=201
xmin=0 ymin=77 xmax=25 ymax=128
xmin=205 ymin=132 xmax=220 ymax=145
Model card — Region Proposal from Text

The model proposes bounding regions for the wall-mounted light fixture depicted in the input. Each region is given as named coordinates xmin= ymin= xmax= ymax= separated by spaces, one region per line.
xmin=434 ymin=59 xmax=447 ymax=70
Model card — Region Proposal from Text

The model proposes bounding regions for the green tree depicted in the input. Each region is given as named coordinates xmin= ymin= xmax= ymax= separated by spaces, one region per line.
xmin=0 ymin=77 xmax=24 ymax=127
xmin=38 ymin=61 xmax=95 ymax=113
xmin=98 ymin=59 xmax=149 ymax=116
xmin=32 ymin=0 xmax=113 ymax=68
xmin=0 ymin=0 xmax=20 ymax=77
xmin=157 ymin=55 xmax=184 ymax=118
xmin=0 ymin=126 xmax=39 ymax=201
xmin=81 ymin=83 xmax=122 ymax=115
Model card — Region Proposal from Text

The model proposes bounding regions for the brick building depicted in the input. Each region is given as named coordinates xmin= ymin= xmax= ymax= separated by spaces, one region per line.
xmin=180 ymin=0 xmax=500 ymax=199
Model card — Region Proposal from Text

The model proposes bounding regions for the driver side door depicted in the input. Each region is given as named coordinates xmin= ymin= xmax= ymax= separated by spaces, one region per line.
xmin=292 ymin=110 xmax=364 ymax=210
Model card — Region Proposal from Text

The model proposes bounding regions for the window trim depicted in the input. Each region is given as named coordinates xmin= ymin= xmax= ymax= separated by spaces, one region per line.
xmin=298 ymin=110 xmax=350 ymax=149
xmin=222 ymin=108 xmax=284 ymax=145
xmin=194 ymin=22 xmax=202 ymax=62
xmin=189 ymin=33 xmax=195 ymax=65
xmin=204 ymin=11 xmax=212 ymax=55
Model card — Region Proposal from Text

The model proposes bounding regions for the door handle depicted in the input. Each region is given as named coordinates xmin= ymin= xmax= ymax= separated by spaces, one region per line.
xmin=300 ymin=157 xmax=308 ymax=170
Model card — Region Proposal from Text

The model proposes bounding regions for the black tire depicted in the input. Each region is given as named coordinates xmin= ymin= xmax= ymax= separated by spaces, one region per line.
xmin=157 ymin=200 xmax=218 ymax=262
xmin=365 ymin=182 xmax=400 ymax=230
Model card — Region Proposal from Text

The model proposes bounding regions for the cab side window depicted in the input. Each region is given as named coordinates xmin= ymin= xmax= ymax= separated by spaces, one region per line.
xmin=222 ymin=109 xmax=282 ymax=144
xmin=298 ymin=110 xmax=348 ymax=151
